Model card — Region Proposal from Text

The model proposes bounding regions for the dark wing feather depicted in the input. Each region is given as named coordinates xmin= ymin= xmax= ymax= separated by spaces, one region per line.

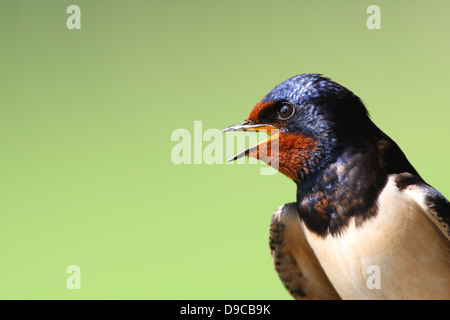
xmin=396 ymin=173 xmax=450 ymax=241
xmin=269 ymin=203 xmax=340 ymax=300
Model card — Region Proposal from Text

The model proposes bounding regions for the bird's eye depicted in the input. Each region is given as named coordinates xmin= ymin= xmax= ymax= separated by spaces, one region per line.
xmin=278 ymin=104 xmax=295 ymax=120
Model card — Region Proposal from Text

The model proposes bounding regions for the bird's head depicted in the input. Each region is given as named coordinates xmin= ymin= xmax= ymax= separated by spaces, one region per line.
xmin=222 ymin=74 xmax=372 ymax=182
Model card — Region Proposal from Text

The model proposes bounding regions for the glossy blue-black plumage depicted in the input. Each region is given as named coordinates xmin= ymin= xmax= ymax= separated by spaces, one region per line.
xmin=257 ymin=74 xmax=421 ymax=235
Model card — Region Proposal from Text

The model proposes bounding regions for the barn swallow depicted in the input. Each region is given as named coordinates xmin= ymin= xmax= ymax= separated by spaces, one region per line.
xmin=222 ymin=74 xmax=450 ymax=300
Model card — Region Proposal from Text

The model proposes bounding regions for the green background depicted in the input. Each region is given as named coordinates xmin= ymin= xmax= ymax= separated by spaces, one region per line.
xmin=1 ymin=1 xmax=449 ymax=299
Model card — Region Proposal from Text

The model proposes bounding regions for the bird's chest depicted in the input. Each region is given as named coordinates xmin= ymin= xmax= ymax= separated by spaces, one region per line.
xmin=302 ymin=216 xmax=392 ymax=299
xmin=301 ymin=178 xmax=450 ymax=299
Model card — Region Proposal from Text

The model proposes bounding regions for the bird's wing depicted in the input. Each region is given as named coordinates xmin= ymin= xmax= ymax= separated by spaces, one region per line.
xmin=396 ymin=173 xmax=450 ymax=241
xmin=269 ymin=203 xmax=341 ymax=300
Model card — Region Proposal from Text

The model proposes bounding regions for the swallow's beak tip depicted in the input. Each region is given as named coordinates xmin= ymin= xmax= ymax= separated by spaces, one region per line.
xmin=221 ymin=121 xmax=248 ymax=133
xmin=222 ymin=121 xmax=277 ymax=134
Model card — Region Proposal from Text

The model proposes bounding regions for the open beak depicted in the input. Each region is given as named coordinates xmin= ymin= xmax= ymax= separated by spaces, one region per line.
xmin=221 ymin=120 xmax=275 ymax=133
xmin=221 ymin=120 xmax=279 ymax=162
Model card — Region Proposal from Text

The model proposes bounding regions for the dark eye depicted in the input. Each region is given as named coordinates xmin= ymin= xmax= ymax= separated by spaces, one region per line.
xmin=278 ymin=104 xmax=295 ymax=120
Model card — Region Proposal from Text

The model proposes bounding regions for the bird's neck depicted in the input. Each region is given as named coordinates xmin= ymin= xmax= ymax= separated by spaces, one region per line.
xmin=295 ymin=149 xmax=384 ymax=236
xmin=295 ymin=130 xmax=420 ymax=237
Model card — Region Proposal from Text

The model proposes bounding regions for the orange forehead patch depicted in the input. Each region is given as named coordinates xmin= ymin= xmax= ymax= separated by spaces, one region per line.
xmin=247 ymin=100 xmax=275 ymax=122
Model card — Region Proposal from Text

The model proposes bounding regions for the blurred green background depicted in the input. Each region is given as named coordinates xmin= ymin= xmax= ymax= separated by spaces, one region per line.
xmin=0 ymin=0 xmax=449 ymax=299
